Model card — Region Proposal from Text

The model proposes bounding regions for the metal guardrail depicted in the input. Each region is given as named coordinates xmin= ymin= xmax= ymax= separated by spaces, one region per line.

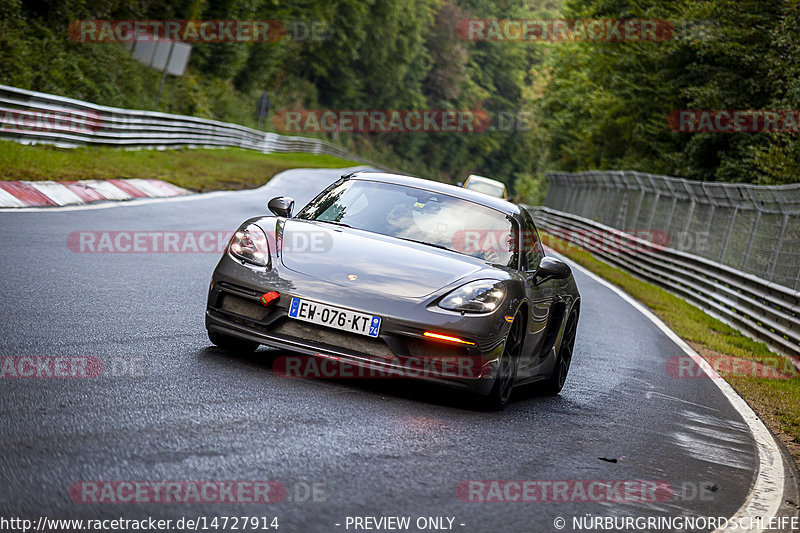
xmin=532 ymin=206 xmax=800 ymax=364
xmin=544 ymin=171 xmax=800 ymax=291
xmin=0 ymin=84 xmax=382 ymax=167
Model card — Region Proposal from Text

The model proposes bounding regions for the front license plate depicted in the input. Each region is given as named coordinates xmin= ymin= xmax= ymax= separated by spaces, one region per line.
xmin=288 ymin=297 xmax=382 ymax=338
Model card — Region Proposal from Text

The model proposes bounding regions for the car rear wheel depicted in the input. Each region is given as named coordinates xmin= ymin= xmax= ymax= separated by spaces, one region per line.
xmin=485 ymin=314 xmax=523 ymax=410
xmin=541 ymin=306 xmax=578 ymax=396
xmin=208 ymin=330 xmax=260 ymax=353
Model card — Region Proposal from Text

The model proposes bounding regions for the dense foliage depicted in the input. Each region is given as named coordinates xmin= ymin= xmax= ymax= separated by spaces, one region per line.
xmin=1 ymin=0 xmax=797 ymax=196
xmin=539 ymin=0 xmax=800 ymax=185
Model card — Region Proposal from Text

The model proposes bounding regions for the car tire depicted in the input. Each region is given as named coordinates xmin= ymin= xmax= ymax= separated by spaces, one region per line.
xmin=541 ymin=306 xmax=579 ymax=396
xmin=208 ymin=330 xmax=260 ymax=353
xmin=485 ymin=313 xmax=523 ymax=410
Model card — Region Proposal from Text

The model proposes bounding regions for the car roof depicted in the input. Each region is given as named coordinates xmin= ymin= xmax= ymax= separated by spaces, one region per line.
xmin=466 ymin=174 xmax=507 ymax=190
xmin=346 ymin=171 xmax=521 ymax=217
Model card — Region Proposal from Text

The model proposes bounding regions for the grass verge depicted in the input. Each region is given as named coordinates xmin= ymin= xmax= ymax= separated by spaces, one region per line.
xmin=0 ymin=141 xmax=361 ymax=192
xmin=542 ymin=232 xmax=800 ymax=466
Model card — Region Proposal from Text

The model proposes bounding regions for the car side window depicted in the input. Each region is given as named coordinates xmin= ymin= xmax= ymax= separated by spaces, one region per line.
xmin=523 ymin=216 xmax=544 ymax=272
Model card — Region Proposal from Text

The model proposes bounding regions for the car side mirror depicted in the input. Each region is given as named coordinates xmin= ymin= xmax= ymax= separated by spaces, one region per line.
xmin=530 ymin=256 xmax=571 ymax=285
xmin=268 ymin=196 xmax=294 ymax=218
xmin=456 ymin=181 xmax=463 ymax=187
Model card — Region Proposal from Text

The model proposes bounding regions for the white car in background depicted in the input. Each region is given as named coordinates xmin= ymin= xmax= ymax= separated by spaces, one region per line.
xmin=461 ymin=174 xmax=509 ymax=200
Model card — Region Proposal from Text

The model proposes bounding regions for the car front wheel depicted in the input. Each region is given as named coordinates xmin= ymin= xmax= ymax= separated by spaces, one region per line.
xmin=485 ymin=313 xmax=523 ymax=410
xmin=541 ymin=306 xmax=578 ymax=396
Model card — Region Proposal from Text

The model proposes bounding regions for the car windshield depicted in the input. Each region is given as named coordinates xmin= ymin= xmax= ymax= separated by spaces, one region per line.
xmin=466 ymin=180 xmax=505 ymax=198
xmin=297 ymin=179 xmax=518 ymax=267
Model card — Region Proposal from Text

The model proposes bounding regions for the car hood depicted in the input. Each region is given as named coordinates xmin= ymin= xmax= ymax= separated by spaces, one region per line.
xmin=277 ymin=219 xmax=483 ymax=298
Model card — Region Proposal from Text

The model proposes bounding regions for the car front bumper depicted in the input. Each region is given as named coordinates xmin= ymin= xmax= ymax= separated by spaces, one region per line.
xmin=205 ymin=254 xmax=512 ymax=396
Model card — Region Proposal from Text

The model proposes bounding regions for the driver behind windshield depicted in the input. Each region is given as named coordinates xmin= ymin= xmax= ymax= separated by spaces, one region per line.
xmin=383 ymin=202 xmax=430 ymax=242
xmin=383 ymin=200 xmax=502 ymax=264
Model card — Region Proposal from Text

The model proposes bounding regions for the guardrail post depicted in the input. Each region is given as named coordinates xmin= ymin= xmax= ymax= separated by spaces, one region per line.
xmin=663 ymin=177 xmax=678 ymax=231
xmin=557 ymin=181 xmax=570 ymax=211
xmin=615 ymin=193 xmax=628 ymax=228
xmin=566 ymin=178 xmax=579 ymax=212
xmin=719 ymin=207 xmax=738 ymax=263
xmin=704 ymin=204 xmax=716 ymax=238
xmin=795 ymin=261 xmax=800 ymax=291
xmin=766 ymin=213 xmax=789 ymax=280
xmin=629 ymin=173 xmax=646 ymax=227
xmin=646 ymin=193 xmax=661 ymax=231
xmin=613 ymin=171 xmax=628 ymax=227
xmin=741 ymin=210 xmax=760 ymax=271
xmin=682 ymin=199 xmax=696 ymax=243
xmin=580 ymin=174 xmax=594 ymax=217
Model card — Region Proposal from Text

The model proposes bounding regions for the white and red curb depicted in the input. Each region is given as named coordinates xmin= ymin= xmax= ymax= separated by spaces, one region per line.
xmin=0 ymin=179 xmax=190 ymax=208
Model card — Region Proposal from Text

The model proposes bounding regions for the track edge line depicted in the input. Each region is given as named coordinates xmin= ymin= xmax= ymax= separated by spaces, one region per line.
xmin=558 ymin=252 xmax=785 ymax=533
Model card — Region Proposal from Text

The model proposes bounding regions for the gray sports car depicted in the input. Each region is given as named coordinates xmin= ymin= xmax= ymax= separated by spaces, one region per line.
xmin=205 ymin=171 xmax=580 ymax=409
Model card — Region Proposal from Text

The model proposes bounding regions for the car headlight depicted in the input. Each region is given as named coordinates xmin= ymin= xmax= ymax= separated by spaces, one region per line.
xmin=229 ymin=223 xmax=270 ymax=267
xmin=439 ymin=280 xmax=505 ymax=313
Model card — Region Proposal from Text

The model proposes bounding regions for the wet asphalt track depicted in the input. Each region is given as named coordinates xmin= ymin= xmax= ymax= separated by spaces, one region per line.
xmin=0 ymin=167 xmax=792 ymax=532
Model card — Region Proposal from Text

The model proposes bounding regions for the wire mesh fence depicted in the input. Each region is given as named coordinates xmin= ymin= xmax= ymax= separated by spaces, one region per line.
xmin=544 ymin=171 xmax=800 ymax=291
